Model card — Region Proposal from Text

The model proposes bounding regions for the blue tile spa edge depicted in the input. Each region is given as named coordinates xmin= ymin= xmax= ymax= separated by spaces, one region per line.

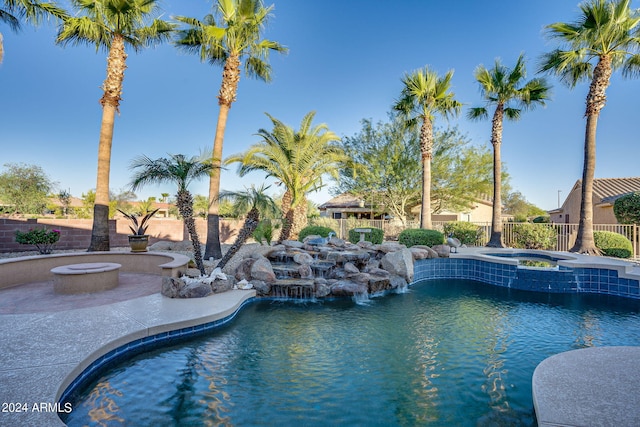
xmin=414 ymin=254 xmax=640 ymax=299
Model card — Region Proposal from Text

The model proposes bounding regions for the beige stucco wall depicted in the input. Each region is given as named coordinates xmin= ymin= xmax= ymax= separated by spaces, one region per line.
xmin=551 ymin=188 xmax=620 ymax=225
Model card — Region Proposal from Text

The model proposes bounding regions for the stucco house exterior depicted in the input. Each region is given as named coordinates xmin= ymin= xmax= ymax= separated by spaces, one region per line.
xmin=549 ymin=177 xmax=640 ymax=224
xmin=410 ymin=196 xmax=494 ymax=223
xmin=318 ymin=192 xmax=494 ymax=223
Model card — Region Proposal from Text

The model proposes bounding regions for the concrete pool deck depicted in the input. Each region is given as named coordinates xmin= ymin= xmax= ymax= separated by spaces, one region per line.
xmin=1 ymin=247 xmax=640 ymax=426
xmin=0 ymin=274 xmax=255 ymax=427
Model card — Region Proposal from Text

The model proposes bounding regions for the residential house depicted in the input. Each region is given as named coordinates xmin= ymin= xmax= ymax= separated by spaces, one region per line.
xmin=410 ymin=195 xmax=494 ymax=223
xmin=318 ymin=193 xmax=384 ymax=219
xmin=549 ymin=177 xmax=640 ymax=224
xmin=319 ymin=192 xmax=494 ymax=223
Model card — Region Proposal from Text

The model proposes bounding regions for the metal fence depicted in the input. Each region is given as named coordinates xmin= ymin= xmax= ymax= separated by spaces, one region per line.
xmin=313 ymin=218 xmax=639 ymax=258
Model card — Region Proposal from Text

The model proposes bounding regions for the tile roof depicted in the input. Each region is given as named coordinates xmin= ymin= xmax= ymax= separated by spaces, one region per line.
xmin=318 ymin=193 xmax=366 ymax=209
xmin=571 ymin=177 xmax=640 ymax=201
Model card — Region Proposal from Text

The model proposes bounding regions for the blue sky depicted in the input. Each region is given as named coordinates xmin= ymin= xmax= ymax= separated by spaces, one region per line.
xmin=2 ymin=0 xmax=640 ymax=211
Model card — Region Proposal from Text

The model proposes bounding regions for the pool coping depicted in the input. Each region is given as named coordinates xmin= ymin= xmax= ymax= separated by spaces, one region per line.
xmin=0 ymin=288 xmax=255 ymax=427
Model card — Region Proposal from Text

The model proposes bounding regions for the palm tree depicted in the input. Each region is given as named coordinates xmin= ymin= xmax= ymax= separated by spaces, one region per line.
xmin=394 ymin=66 xmax=462 ymax=229
xmin=128 ymin=153 xmax=216 ymax=275
xmin=56 ymin=0 xmax=174 ymax=252
xmin=468 ymin=54 xmax=551 ymax=247
xmin=215 ymin=184 xmax=279 ymax=270
xmin=225 ymin=111 xmax=345 ymax=242
xmin=0 ymin=0 xmax=66 ymax=63
xmin=539 ymin=0 xmax=640 ymax=254
xmin=173 ymin=0 xmax=288 ymax=261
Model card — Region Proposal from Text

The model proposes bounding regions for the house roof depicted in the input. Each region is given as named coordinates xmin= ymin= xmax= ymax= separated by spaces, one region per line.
xmin=318 ymin=193 xmax=368 ymax=209
xmin=568 ymin=177 xmax=640 ymax=207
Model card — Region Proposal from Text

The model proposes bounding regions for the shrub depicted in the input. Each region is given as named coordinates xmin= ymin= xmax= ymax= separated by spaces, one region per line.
xmin=510 ymin=223 xmax=557 ymax=250
xmin=347 ymin=227 xmax=383 ymax=245
xmin=594 ymin=231 xmax=633 ymax=258
xmin=15 ymin=227 xmax=61 ymax=254
xmin=309 ymin=217 xmax=339 ymax=231
xmin=512 ymin=214 xmax=528 ymax=223
xmin=398 ymin=229 xmax=444 ymax=247
xmin=532 ymin=215 xmax=550 ymax=223
xmin=298 ymin=225 xmax=336 ymax=242
xmin=253 ymin=219 xmax=278 ymax=245
xmin=614 ymin=192 xmax=640 ymax=224
xmin=442 ymin=221 xmax=483 ymax=246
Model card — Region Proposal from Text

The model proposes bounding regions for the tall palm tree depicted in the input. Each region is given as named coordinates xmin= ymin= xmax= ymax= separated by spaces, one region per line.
xmin=0 ymin=0 xmax=66 ymax=63
xmin=128 ymin=153 xmax=216 ymax=275
xmin=394 ymin=66 xmax=462 ymax=229
xmin=468 ymin=54 xmax=551 ymax=247
xmin=225 ymin=111 xmax=345 ymax=242
xmin=173 ymin=0 xmax=287 ymax=261
xmin=215 ymin=184 xmax=279 ymax=269
xmin=539 ymin=0 xmax=640 ymax=254
xmin=56 ymin=0 xmax=174 ymax=252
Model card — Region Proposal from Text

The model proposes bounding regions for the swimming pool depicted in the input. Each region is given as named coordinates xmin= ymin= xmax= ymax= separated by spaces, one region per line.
xmin=62 ymin=279 xmax=640 ymax=426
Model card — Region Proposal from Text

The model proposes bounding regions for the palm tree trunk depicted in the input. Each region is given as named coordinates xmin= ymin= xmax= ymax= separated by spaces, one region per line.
xmin=178 ymin=190 xmax=206 ymax=274
xmin=89 ymin=35 xmax=126 ymax=251
xmin=217 ymin=207 xmax=260 ymax=270
xmin=291 ymin=197 xmax=308 ymax=239
xmin=419 ymin=119 xmax=433 ymax=229
xmin=571 ymin=113 xmax=599 ymax=254
xmin=278 ymin=189 xmax=293 ymax=242
xmin=487 ymin=105 xmax=504 ymax=248
xmin=204 ymin=102 xmax=228 ymax=260
xmin=89 ymin=104 xmax=116 ymax=251
xmin=205 ymin=54 xmax=241 ymax=260
xmin=571 ymin=56 xmax=611 ymax=255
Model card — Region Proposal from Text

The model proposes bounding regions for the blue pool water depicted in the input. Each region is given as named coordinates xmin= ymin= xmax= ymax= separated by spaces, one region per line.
xmin=63 ymin=279 xmax=640 ymax=426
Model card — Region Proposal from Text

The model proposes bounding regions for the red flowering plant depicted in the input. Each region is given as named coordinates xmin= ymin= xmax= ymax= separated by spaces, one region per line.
xmin=15 ymin=227 xmax=61 ymax=254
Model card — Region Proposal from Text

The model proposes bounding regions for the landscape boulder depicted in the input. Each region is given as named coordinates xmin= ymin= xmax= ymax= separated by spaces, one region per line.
xmin=381 ymin=248 xmax=414 ymax=282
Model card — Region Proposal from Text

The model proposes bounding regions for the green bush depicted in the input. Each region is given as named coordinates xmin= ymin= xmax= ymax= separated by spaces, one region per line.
xmin=594 ymin=231 xmax=633 ymax=258
xmin=253 ymin=219 xmax=278 ymax=245
xmin=398 ymin=229 xmax=444 ymax=247
xmin=442 ymin=221 xmax=483 ymax=246
xmin=298 ymin=225 xmax=336 ymax=242
xmin=15 ymin=227 xmax=61 ymax=254
xmin=532 ymin=215 xmax=550 ymax=223
xmin=512 ymin=214 xmax=529 ymax=223
xmin=347 ymin=227 xmax=383 ymax=245
xmin=614 ymin=192 xmax=640 ymax=224
xmin=510 ymin=223 xmax=557 ymax=250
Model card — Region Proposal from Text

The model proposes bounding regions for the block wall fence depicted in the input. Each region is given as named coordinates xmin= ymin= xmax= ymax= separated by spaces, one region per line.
xmin=0 ymin=218 xmax=244 ymax=253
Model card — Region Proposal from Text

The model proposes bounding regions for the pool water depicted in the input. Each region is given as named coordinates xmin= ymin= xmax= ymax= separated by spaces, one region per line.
xmin=63 ymin=279 xmax=640 ymax=426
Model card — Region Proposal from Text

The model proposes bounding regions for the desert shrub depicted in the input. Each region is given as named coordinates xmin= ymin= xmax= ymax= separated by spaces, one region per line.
xmin=614 ymin=192 xmax=640 ymax=224
xmin=15 ymin=227 xmax=61 ymax=254
xmin=298 ymin=225 xmax=336 ymax=242
xmin=309 ymin=217 xmax=339 ymax=231
xmin=532 ymin=215 xmax=550 ymax=223
xmin=253 ymin=219 xmax=278 ymax=245
xmin=442 ymin=221 xmax=483 ymax=246
xmin=511 ymin=214 xmax=529 ymax=223
xmin=594 ymin=231 xmax=633 ymax=258
xmin=347 ymin=227 xmax=383 ymax=245
xmin=510 ymin=223 xmax=557 ymax=250
xmin=398 ymin=229 xmax=444 ymax=247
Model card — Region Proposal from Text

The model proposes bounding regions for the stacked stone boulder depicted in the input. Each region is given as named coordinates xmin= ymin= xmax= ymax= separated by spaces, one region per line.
xmin=160 ymin=234 xmax=452 ymax=299
xmin=229 ymin=235 xmax=438 ymax=299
